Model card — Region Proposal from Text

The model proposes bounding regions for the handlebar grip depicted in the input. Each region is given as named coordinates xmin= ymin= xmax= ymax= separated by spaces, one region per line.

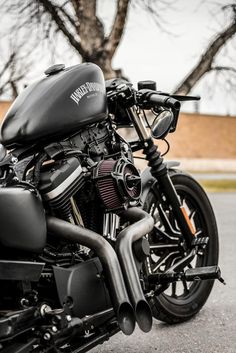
xmin=148 ymin=93 xmax=181 ymax=110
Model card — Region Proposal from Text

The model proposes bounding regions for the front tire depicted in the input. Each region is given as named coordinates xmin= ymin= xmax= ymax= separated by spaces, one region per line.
xmin=143 ymin=170 xmax=219 ymax=324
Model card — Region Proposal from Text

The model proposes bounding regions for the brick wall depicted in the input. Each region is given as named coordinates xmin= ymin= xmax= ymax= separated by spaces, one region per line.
xmin=164 ymin=112 xmax=236 ymax=159
xmin=124 ymin=112 xmax=236 ymax=159
xmin=0 ymin=101 xmax=235 ymax=159
xmin=0 ymin=101 xmax=12 ymax=121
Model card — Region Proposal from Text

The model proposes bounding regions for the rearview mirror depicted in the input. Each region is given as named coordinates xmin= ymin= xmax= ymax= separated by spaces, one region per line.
xmin=151 ymin=110 xmax=174 ymax=139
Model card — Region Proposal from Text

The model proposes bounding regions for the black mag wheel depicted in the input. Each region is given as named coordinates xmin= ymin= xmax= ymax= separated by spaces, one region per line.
xmin=143 ymin=170 xmax=219 ymax=324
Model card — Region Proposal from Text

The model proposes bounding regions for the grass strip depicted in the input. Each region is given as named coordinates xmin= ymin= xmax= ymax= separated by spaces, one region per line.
xmin=199 ymin=179 xmax=236 ymax=192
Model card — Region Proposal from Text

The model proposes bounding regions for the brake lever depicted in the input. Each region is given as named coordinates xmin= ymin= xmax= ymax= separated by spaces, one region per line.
xmin=170 ymin=94 xmax=201 ymax=102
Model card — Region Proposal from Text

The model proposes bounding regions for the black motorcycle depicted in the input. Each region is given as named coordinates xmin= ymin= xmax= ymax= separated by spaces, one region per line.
xmin=0 ymin=63 xmax=224 ymax=353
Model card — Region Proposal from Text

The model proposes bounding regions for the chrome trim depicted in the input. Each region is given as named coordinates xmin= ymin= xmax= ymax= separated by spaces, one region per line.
xmin=159 ymin=204 xmax=182 ymax=237
xmin=127 ymin=107 xmax=150 ymax=141
xmin=150 ymin=244 xmax=179 ymax=250
xmin=166 ymin=249 xmax=196 ymax=273
xmin=152 ymin=251 xmax=179 ymax=272
xmin=103 ymin=213 xmax=120 ymax=241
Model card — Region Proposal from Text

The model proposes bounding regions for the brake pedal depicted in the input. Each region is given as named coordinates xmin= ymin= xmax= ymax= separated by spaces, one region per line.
xmin=185 ymin=265 xmax=226 ymax=284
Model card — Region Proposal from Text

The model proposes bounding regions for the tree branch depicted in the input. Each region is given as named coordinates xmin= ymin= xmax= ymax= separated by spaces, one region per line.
xmin=0 ymin=52 xmax=16 ymax=79
xmin=70 ymin=0 xmax=81 ymax=21
xmin=55 ymin=4 xmax=78 ymax=30
xmin=211 ymin=65 xmax=236 ymax=74
xmin=0 ymin=50 xmax=29 ymax=98
xmin=173 ymin=19 xmax=236 ymax=95
xmin=37 ymin=0 xmax=85 ymax=56
xmin=105 ymin=0 xmax=130 ymax=58
xmin=71 ymin=0 xmax=105 ymax=61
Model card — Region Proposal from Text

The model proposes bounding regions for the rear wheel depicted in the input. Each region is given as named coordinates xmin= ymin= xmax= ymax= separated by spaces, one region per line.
xmin=143 ymin=171 xmax=219 ymax=324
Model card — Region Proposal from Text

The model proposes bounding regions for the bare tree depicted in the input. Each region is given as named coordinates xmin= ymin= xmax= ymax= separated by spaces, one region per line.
xmin=0 ymin=50 xmax=29 ymax=99
xmin=0 ymin=53 xmax=16 ymax=96
xmin=2 ymin=0 xmax=132 ymax=79
xmin=174 ymin=7 xmax=236 ymax=95
xmin=0 ymin=0 xmax=236 ymax=98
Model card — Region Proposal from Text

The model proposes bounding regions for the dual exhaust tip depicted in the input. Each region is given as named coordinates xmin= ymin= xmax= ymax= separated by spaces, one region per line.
xmin=114 ymin=208 xmax=154 ymax=335
xmin=47 ymin=207 xmax=154 ymax=336
xmin=117 ymin=300 xmax=152 ymax=335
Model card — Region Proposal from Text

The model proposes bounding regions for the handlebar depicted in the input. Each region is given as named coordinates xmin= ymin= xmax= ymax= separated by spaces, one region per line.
xmin=147 ymin=93 xmax=181 ymax=110
xmin=137 ymin=89 xmax=181 ymax=111
xmin=106 ymin=79 xmax=200 ymax=134
xmin=136 ymin=89 xmax=181 ymax=133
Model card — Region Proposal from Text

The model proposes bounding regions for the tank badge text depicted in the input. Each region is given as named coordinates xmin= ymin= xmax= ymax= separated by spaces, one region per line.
xmin=70 ymin=82 xmax=104 ymax=105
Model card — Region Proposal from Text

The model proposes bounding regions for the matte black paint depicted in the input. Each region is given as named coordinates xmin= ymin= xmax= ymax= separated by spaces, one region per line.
xmin=0 ymin=307 xmax=39 ymax=341
xmin=53 ymin=258 xmax=111 ymax=318
xmin=39 ymin=157 xmax=82 ymax=195
xmin=0 ymin=260 xmax=44 ymax=281
xmin=0 ymin=63 xmax=107 ymax=148
xmin=0 ymin=187 xmax=46 ymax=252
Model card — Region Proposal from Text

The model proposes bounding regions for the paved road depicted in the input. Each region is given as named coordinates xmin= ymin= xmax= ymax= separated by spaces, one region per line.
xmin=91 ymin=192 xmax=236 ymax=353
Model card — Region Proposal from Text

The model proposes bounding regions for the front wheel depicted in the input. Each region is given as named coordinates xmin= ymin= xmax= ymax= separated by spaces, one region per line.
xmin=143 ymin=170 xmax=219 ymax=324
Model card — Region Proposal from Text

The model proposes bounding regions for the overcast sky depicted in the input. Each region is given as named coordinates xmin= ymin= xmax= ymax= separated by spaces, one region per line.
xmin=1 ymin=0 xmax=236 ymax=115
xmin=98 ymin=0 xmax=236 ymax=115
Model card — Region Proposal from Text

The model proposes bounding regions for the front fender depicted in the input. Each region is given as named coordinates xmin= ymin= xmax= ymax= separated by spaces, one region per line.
xmin=140 ymin=161 xmax=180 ymax=206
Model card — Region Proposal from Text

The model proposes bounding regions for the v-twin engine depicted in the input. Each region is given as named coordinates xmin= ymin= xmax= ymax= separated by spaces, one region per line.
xmin=38 ymin=124 xmax=142 ymax=224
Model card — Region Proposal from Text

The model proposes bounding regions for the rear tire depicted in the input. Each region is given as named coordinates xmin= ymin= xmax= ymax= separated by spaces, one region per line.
xmin=143 ymin=170 xmax=219 ymax=324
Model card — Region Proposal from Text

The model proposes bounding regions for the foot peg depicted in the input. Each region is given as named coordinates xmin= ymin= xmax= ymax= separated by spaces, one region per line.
xmin=191 ymin=237 xmax=209 ymax=248
xmin=185 ymin=265 xmax=226 ymax=285
xmin=148 ymin=265 xmax=226 ymax=286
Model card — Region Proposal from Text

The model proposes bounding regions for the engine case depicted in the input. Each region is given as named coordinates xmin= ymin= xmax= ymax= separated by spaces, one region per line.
xmin=53 ymin=257 xmax=111 ymax=318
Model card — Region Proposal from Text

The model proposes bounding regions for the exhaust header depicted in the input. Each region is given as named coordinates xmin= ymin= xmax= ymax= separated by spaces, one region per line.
xmin=116 ymin=207 xmax=154 ymax=333
xmin=46 ymin=216 xmax=135 ymax=335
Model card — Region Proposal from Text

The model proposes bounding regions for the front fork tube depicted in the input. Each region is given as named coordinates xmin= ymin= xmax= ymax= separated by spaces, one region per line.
xmin=127 ymin=107 xmax=194 ymax=249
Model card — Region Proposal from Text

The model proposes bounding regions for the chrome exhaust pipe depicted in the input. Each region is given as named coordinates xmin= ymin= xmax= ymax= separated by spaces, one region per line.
xmin=46 ymin=216 xmax=136 ymax=336
xmin=116 ymin=207 xmax=154 ymax=333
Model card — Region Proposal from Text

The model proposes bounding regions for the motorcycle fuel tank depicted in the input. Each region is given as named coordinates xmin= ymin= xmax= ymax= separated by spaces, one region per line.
xmin=0 ymin=63 xmax=107 ymax=148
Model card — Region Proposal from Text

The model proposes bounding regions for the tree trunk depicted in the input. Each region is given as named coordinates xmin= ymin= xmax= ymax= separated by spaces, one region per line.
xmin=36 ymin=0 xmax=130 ymax=79
xmin=77 ymin=0 xmax=130 ymax=79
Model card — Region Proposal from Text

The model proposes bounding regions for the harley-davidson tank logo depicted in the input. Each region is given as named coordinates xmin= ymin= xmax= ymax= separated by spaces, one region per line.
xmin=70 ymin=81 xmax=104 ymax=105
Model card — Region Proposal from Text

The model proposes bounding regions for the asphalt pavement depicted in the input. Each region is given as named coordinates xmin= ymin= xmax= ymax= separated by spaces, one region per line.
xmin=91 ymin=192 xmax=236 ymax=353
